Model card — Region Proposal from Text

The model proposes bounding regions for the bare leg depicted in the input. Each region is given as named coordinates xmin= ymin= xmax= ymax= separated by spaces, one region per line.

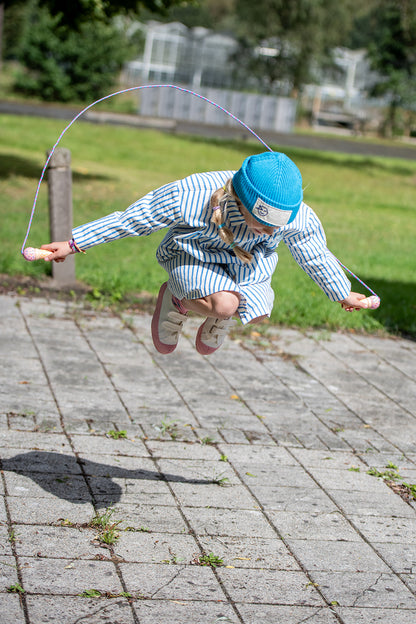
xmin=248 ymin=315 xmax=268 ymax=324
xmin=182 ymin=291 xmax=240 ymax=319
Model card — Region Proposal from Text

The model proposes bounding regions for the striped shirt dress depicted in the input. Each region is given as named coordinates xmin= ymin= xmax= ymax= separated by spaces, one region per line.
xmin=72 ymin=170 xmax=351 ymax=324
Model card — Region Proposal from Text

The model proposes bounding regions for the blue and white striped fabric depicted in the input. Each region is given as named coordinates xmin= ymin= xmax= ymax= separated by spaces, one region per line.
xmin=73 ymin=170 xmax=350 ymax=324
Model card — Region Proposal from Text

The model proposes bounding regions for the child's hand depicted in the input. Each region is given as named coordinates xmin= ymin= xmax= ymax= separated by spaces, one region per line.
xmin=41 ymin=241 xmax=72 ymax=263
xmin=339 ymin=292 xmax=371 ymax=312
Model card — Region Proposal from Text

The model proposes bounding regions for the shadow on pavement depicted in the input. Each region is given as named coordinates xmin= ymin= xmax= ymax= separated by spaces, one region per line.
xmin=2 ymin=450 xmax=212 ymax=508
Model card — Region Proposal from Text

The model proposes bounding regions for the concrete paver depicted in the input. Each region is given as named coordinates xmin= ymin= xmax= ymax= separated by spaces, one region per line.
xmin=1 ymin=292 xmax=416 ymax=623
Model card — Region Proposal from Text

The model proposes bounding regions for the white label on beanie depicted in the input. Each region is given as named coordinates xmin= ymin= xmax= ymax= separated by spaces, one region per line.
xmin=252 ymin=198 xmax=291 ymax=226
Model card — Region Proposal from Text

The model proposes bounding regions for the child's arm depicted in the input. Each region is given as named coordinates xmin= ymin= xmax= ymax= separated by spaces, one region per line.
xmin=282 ymin=205 xmax=375 ymax=310
xmin=36 ymin=181 xmax=182 ymax=262
xmin=282 ymin=204 xmax=351 ymax=302
xmin=72 ymin=183 xmax=181 ymax=251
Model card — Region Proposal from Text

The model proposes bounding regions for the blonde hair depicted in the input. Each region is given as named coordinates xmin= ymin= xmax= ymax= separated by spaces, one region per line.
xmin=210 ymin=179 xmax=253 ymax=264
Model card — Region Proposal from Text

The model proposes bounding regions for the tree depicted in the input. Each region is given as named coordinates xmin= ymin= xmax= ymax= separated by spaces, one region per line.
xmin=354 ymin=0 xmax=416 ymax=136
xmin=38 ymin=0 xmax=194 ymax=28
xmin=1 ymin=0 xmax=189 ymax=68
xmin=6 ymin=0 xmax=191 ymax=99
xmin=144 ymin=0 xmax=234 ymax=29
xmin=231 ymin=0 xmax=358 ymax=96
xmin=0 ymin=3 xmax=3 ymax=69
xmin=1 ymin=0 xmax=27 ymax=70
xmin=13 ymin=2 xmax=131 ymax=101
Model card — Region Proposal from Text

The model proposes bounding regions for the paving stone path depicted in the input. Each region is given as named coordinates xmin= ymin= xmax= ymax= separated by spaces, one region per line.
xmin=1 ymin=293 xmax=415 ymax=623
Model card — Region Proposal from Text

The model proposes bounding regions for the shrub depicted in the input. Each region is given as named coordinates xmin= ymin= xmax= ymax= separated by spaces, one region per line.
xmin=14 ymin=1 xmax=130 ymax=102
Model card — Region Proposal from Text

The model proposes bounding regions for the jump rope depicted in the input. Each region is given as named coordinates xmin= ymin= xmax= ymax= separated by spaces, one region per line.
xmin=21 ymin=83 xmax=380 ymax=309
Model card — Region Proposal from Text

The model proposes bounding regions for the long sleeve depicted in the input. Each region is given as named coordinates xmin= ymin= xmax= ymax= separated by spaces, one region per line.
xmin=72 ymin=182 xmax=181 ymax=250
xmin=282 ymin=203 xmax=351 ymax=302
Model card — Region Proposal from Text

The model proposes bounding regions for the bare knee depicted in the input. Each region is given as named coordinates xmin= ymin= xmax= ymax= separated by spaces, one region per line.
xmin=184 ymin=290 xmax=240 ymax=319
xmin=208 ymin=291 xmax=240 ymax=319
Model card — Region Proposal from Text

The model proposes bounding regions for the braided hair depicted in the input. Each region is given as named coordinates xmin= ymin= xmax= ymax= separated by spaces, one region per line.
xmin=210 ymin=179 xmax=253 ymax=264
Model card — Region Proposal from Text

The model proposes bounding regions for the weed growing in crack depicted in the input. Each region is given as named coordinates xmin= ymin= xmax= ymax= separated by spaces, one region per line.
xmin=55 ymin=476 xmax=70 ymax=483
xmin=196 ymin=552 xmax=224 ymax=568
xmin=79 ymin=589 xmax=102 ymax=598
xmin=367 ymin=466 xmax=401 ymax=481
xmin=125 ymin=525 xmax=151 ymax=533
xmin=89 ymin=507 xmax=121 ymax=545
xmin=107 ymin=429 xmax=128 ymax=439
xmin=89 ymin=507 xmax=117 ymax=530
xmin=79 ymin=589 xmax=132 ymax=599
xmin=98 ymin=526 xmax=120 ymax=545
xmin=154 ymin=418 xmax=179 ymax=440
xmin=162 ymin=548 xmax=184 ymax=564
xmin=367 ymin=463 xmax=416 ymax=502
xmin=211 ymin=470 xmax=231 ymax=487
xmin=57 ymin=518 xmax=76 ymax=527
xmin=200 ymin=436 xmax=216 ymax=445
xmin=8 ymin=529 xmax=17 ymax=543
xmin=7 ymin=584 xmax=25 ymax=594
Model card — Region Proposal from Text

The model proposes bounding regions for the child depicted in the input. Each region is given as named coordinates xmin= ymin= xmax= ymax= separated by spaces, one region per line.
xmin=42 ymin=151 xmax=369 ymax=355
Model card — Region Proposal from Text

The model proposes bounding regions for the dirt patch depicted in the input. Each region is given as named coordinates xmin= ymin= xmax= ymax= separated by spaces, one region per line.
xmin=0 ymin=273 xmax=156 ymax=315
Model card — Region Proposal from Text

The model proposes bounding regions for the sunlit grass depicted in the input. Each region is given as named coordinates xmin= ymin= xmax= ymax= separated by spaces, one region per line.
xmin=1 ymin=113 xmax=415 ymax=337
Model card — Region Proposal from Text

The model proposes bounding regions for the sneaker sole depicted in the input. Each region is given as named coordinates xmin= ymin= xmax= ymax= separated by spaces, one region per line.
xmin=151 ymin=282 xmax=177 ymax=354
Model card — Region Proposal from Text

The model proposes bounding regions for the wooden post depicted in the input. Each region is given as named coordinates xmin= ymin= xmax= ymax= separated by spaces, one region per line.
xmin=47 ymin=148 xmax=76 ymax=286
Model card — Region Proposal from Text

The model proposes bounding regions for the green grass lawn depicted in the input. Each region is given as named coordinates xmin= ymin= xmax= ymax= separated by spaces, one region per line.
xmin=1 ymin=113 xmax=415 ymax=338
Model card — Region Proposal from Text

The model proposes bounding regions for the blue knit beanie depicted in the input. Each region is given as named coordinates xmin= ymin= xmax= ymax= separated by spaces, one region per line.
xmin=232 ymin=152 xmax=303 ymax=226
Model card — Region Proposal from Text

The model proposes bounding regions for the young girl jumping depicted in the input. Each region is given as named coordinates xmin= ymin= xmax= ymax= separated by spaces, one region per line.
xmin=41 ymin=151 xmax=369 ymax=355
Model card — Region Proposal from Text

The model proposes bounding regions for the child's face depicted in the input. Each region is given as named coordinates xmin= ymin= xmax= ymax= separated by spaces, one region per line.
xmin=237 ymin=201 xmax=277 ymax=236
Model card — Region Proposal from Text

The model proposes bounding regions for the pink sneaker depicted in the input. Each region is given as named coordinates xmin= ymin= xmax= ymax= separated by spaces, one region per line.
xmin=195 ymin=317 xmax=236 ymax=355
xmin=151 ymin=283 xmax=188 ymax=354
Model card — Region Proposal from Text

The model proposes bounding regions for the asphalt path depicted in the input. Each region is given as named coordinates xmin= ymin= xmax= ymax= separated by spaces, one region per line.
xmin=1 ymin=99 xmax=416 ymax=161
